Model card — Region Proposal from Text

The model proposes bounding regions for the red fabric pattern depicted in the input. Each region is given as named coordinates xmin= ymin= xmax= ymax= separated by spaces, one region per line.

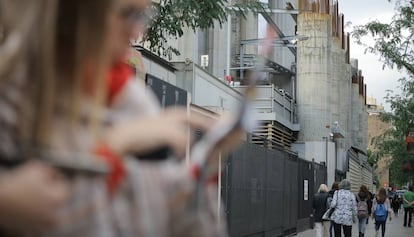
xmin=189 ymin=164 xmax=200 ymax=180
xmin=94 ymin=144 xmax=126 ymax=195
xmin=106 ymin=62 xmax=133 ymax=104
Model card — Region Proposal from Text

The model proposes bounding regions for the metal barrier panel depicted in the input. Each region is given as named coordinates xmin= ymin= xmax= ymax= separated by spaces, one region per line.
xmin=283 ymin=155 xmax=298 ymax=235
xmin=296 ymin=159 xmax=314 ymax=232
xmin=264 ymin=149 xmax=287 ymax=237
xmin=223 ymin=143 xmax=326 ymax=237
xmin=225 ymin=143 xmax=267 ymax=237
xmin=246 ymin=144 xmax=267 ymax=235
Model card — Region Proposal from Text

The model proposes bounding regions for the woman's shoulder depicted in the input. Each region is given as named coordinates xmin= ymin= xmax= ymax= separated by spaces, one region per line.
xmin=357 ymin=191 xmax=368 ymax=199
xmin=110 ymin=77 xmax=160 ymax=117
xmin=314 ymin=192 xmax=328 ymax=199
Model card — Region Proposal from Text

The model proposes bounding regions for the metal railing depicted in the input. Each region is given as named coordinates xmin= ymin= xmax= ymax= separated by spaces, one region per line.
xmin=232 ymin=84 xmax=297 ymax=124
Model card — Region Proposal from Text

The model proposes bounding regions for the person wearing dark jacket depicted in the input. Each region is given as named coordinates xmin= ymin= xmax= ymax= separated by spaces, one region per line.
xmin=357 ymin=185 xmax=370 ymax=237
xmin=313 ymin=184 xmax=330 ymax=237
xmin=366 ymin=191 xmax=373 ymax=224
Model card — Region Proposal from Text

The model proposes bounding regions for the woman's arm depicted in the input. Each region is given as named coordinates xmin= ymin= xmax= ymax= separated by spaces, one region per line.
xmin=371 ymin=198 xmax=377 ymax=218
xmin=352 ymin=193 xmax=357 ymax=217
xmin=330 ymin=191 xmax=338 ymax=208
xmin=105 ymin=108 xmax=213 ymax=158
xmin=386 ymin=199 xmax=392 ymax=220
xmin=0 ymin=162 xmax=70 ymax=232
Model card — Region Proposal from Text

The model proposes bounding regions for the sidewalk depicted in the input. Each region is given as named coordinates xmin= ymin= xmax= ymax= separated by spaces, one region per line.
xmin=296 ymin=211 xmax=411 ymax=237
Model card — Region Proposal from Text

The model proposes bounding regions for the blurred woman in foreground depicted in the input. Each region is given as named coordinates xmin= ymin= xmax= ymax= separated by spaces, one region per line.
xmin=0 ymin=0 xmax=228 ymax=236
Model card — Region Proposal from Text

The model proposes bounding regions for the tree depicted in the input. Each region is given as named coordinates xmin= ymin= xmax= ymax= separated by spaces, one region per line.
xmin=352 ymin=0 xmax=414 ymax=76
xmin=367 ymin=149 xmax=379 ymax=167
xmin=367 ymin=149 xmax=382 ymax=188
xmin=143 ymin=0 xmax=268 ymax=58
xmin=374 ymin=78 xmax=414 ymax=186
xmin=352 ymin=0 xmax=414 ymax=186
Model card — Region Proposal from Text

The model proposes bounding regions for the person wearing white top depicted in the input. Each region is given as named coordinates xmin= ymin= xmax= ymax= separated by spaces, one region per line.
xmin=330 ymin=179 xmax=357 ymax=237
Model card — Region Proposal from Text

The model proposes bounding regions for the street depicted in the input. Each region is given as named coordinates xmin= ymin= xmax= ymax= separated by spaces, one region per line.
xmin=297 ymin=210 xmax=412 ymax=237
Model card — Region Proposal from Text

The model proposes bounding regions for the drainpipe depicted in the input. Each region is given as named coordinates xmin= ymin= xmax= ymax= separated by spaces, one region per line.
xmin=226 ymin=14 xmax=231 ymax=79
xmin=323 ymin=136 xmax=328 ymax=184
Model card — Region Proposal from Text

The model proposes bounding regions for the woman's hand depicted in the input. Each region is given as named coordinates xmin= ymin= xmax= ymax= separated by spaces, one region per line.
xmin=0 ymin=161 xmax=70 ymax=233
xmin=105 ymin=108 xmax=213 ymax=157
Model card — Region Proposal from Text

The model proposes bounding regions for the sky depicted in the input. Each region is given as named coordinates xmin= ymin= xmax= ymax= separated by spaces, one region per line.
xmin=340 ymin=0 xmax=407 ymax=111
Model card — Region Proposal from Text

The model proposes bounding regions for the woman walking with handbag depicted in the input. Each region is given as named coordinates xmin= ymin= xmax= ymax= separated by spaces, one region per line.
xmin=328 ymin=182 xmax=340 ymax=237
xmin=330 ymin=179 xmax=357 ymax=237
xmin=313 ymin=184 xmax=330 ymax=237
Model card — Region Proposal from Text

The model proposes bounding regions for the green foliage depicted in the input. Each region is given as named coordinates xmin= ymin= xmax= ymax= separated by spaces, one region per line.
xmin=353 ymin=0 xmax=414 ymax=186
xmin=143 ymin=0 xmax=268 ymax=59
xmin=367 ymin=149 xmax=379 ymax=168
xmin=369 ymin=78 xmax=414 ymax=185
xmin=352 ymin=0 xmax=414 ymax=75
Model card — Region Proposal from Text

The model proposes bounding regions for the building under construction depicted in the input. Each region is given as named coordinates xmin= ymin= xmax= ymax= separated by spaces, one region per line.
xmin=136 ymin=0 xmax=373 ymax=235
xmin=166 ymin=0 xmax=372 ymax=192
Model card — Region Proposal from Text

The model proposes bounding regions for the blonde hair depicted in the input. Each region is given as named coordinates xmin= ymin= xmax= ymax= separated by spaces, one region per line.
xmin=0 ymin=0 xmax=112 ymax=155
xmin=318 ymin=184 xmax=328 ymax=193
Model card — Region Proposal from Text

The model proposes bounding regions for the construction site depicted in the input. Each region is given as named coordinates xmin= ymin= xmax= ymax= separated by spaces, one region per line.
xmin=131 ymin=0 xmax=374 ymax=236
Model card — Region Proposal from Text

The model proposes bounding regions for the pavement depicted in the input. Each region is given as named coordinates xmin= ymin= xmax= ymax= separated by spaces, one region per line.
xmin=296 ymin=210 xmax=412 ymax=237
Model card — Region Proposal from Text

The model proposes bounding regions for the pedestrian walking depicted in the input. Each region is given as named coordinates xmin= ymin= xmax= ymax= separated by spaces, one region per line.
xmin=356 ymin=185 xmax=370 ymax=237
xmin=391 ymin=195 xmax=401 ymax=217
xmin=313 ymin=184 xmax=330 ymax=237
xmin=330 ymin=179 xmax=357 ymax=237
xmin=366 ymin=190 xmax=373 ymax=224
xmin=403 ymin=185 xmax=414 ymax=227
xmin=372 ymin=188 xmax=392 ymax=237
xmin=328 ymin=182 xmax=340 ymax=237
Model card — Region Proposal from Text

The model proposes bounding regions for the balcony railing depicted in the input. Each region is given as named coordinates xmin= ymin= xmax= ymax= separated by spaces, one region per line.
xmin=232 ymin=84 xmax=298 ymax=131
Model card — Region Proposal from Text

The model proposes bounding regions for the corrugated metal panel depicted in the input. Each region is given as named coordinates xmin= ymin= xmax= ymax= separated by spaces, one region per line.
xmin=347 ymin=157 xmax=361 ymax=193
xmin=346 ymin=150 xmax=374 ymax=193
xmin=362 ymin=167 xmax=373 ymax=192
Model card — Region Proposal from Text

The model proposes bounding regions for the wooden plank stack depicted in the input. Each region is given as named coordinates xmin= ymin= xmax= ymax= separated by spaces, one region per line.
xmin=251 ymin=121 xmax=296 ymax=150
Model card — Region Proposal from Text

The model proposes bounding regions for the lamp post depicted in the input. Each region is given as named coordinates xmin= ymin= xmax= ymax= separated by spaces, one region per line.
xmin=323 ymin=136 xmax=328 ymax=184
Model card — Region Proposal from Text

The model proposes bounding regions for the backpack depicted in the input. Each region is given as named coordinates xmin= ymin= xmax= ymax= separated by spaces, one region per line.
xmin=357 ymin=198 xmax=368 ymax=218
xmin=374 ymin=203 xmax=387 ymax=222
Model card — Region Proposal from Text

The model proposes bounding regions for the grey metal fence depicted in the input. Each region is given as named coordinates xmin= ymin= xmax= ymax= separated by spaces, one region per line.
xmin=222 ymin=142 xmax=326 ymax=237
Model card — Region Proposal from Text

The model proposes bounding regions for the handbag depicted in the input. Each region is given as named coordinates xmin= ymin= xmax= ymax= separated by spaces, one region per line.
xmin=322 ymin=191 xmax=338 ymax=221
xmin=322 ymin=207 xmax=335 ymax=221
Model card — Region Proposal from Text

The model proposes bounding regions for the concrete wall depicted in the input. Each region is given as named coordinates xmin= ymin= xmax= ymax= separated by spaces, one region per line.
xmin=169 ymin=27 xmax=199 ymax=63
xmin=351 ymin=83 xmax=359 ymax=146
xmin=296 ymin=12 xmax=370 ymax=188
xmin=173 ymin=61 xmax=242 ymax=113
xmin=350 ymin=80 xmax=368 ymax=150
xmin=296 ymin=13 xmax=332 ymax=141
xmin=193 ymin=65 xmax=242 ymax=113
xmin=142 ymin=57 xmax=176 ymax=84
